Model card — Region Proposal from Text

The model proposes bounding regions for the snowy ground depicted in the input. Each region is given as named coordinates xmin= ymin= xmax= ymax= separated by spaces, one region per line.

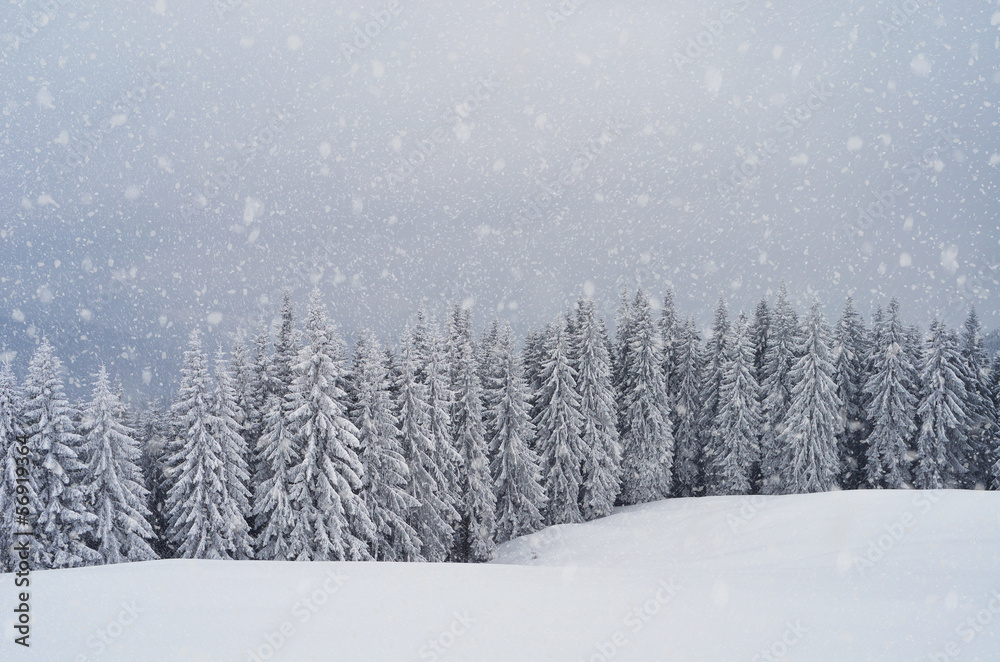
xmin=3 ymin=489 xmax=999 ymax=661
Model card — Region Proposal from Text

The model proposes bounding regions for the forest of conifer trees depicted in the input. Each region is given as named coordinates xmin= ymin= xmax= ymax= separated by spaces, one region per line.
xmin=1 ymin=286 xmax=997 ymax=570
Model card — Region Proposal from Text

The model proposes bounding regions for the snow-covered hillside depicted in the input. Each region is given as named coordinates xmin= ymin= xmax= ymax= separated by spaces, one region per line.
xmin=4 ymin=489 xmax=999 ymax=661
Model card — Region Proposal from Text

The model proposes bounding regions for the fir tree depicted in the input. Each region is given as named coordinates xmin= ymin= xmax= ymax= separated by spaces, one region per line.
xmin=136 ymin=407 xmax=171 ymax=559
xmin=863 ymin=299 xmax=918 ymax=488
xmin=447 ymin=307 xmax=497 ymax=562
xmin=535 ymin=321 xmax=586 ymax=524
xmin=750 ymin=296 xmax=771 ymax=377
xmin=352 ymin=330 xmax=422 ymax=562
xmin=396 ymin=328 xmax=457 ymax=561
xmin=165 ymin=330 xmax=237 ymax=559
xmin=24 ymin=339 xmax=99 ymax=568
xmin=698 ymin=298 xmax=730 ymax=491
xmin=211 ymin=352 xmax=254 ymax=559
xmin=759 ymin=284 xmax=800 ymax=495
xmin=832 ymin=297 xmax=869 ymax=488
xmin=988 ymin=352 xmax=1000 ymax=490
xmin=252 ymin=392 xmax=303 ymax=561
xmin=574 ymin=299 xmax=621 ymax=520
xmin=0 ymin=362 xmax=29 ymax=572
xmin=777 ymin=302 xmax=842 ymax=493
xmin=914 ymin=321 xmax=969 ymax=489
xmin=671 ymin=318 xmax=703 ymax=497
xmin=619 ymin=293 xmax=674 ymax=504
xmin=960 ymin=308 xmax=995 ymax=487
xmin=80 ymin=366 xmax=157 ymax=563
xmin=709 ymin=315 xmax=761 ymax=496
xmin=659 ymin=287 xmax=679 ymax=404
xmin=287 ymin=292 xmax=375 ymax=561
xmin=489 ymin=324 xmax=546 ymax=543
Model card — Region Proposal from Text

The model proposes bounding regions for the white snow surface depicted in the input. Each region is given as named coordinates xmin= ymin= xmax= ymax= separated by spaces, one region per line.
xmin=3 ymin=489 xmax=999 ymax=661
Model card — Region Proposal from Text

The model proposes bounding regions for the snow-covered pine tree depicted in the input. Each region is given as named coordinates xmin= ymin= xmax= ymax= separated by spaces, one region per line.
xmin=750 ymin=296 xmax=771 ymax=377
xmin=535 ymin=320 xmax=586 ymax=524
xmin=165 ymin=330 xmax=237 ymax=559
xmin=211 ymin=351 xmax=254 ymax=560
xmin=709 ymin=314 xmax=761 ymax=496
xmin=671 ymin=318 xmax=703 ymax=497
xmin=80 ymin=366 xmax=157 ymax=563
xmin=960 ymin=308 xmax=996 ymax=487
xmin=863 ymin=299 xmax=918 ymax=489
xmin=24 ymin=339 xmax=99 ymax=569
xmin=269 ymin=290 xmax=300 ymax=400
xmin=0 ymin=362 xmax=29 ymax=572
xmin=489 ymin=323 xmax=546 ymax=543
xmin=136 ymin=407 xmax=171 ymax=558
xmin=832 ymin=297 xmax=869 ymax=488
xmin=252 ymin=391 xmax=303 ymax=561
xmin=758 ymin=284 xmax=800 ymax=495
xmin=659 ymin=287 xmax=679 ymax=403
xmin=988 ymin=352 xmax=1000 ymax=490
xmin=413 ymin=311 xmax=463 ymax=539
xmin=614 ymin=288 xmax=639 ymax=443
xmin=776 ymin=302 xmax=842 ymax=494
xmin=479 ymin=318 xmax=502 ymax=457
xmin=574 ymin=298 xmax=621 ymax=520
xmin=447 ymin=307 xmax=497 ymax=563
xmin=287 ymin=291 xmax=375 ymax=561
xmin=249 ymin=322 xmax=274 ymax=502
xmin=698 ymin=297 xmax=730 ymax=492
xmin=352 ymin=330 xmax=422 ymax=562
xmin=231 ymin=336 xmax=266 ymax=506
xmin=914 ymin=321 xmax=969 ymax=489
xmin=619 ymin=293 xmax=674 ymax=504
xmin=396 ymin=327 xmax=457 ymax=561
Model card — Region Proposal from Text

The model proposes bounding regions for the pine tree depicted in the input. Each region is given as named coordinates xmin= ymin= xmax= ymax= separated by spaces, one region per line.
xmin=574 ymin=299 xmax=621 ymax=520
xmin=659 ymin=287 xmax=679 ymax=404
xmin=777 ymin=302 xmax=842 ymax=493
xmin=479 ymin=318 xmax=502 ymax=458
xmin=211 ymin=351 xmax=254 ymax=559
xmin=863 ymin=299 xmax=918 ymax=488
xmin=396 ymin=328 xmax=457 ymax=561
xmin=0 ymin=362 xmax=29 ymax=572
xmin=619 ymin=293 xmax=674 ymax=504
xmin=759 ymin=285 xmax=800 ymax=495
xmin=165 ymin=330 xmax=237 ymax=559
xmin=252 ymin=391 xmax=304 ymax=561
xmin=413 ymin=312 xmax=463 ymax=539
xmin=136 ymin=407 xmax=171 ymax=559
xmin=960 ymin=308 xmax=995 ymax=487
xmin=249 ymin=323 xmax=274 ymax=501
xmin=489 ymin=323 xmax=546 ymax=543
xmin=988 ymin=352 xmax=1000 ymax=490
xmin=671 ymin=318 xmax=703 ymax=497
xmin=353 ymin=330 xmax=423 ymax=562
xmin=914 ymin=321 xmax=969 ymax=489
xmin=832 ymin=297 xmax=869 ymax=488
xmin=708 ymin=315 xmax=761 ymax=496
xmin=287 ymin=292 xmax=375 ymax=561
xmin=535 ymin=320 xmax=586 ymax=524
xmin=24 ymin=339 xmax=99 ymax=568
xmin=698 ymin=298 xmax=730 ymax=492
xmin=80 ymin=366 xmax=157 ymax=563
xmin=446 ymin=307 xmax=497 ymax=562
xmin=750 ymin=296 xmax=771 ymax=377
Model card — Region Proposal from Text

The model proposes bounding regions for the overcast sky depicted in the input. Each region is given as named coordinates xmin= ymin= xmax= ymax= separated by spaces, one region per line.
xmin=1 ymin=0 xmax=998 ymax=401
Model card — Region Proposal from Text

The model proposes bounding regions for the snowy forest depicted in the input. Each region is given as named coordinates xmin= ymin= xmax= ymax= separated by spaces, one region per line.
xmin=1 ymin=285 xmax=997 ymax=571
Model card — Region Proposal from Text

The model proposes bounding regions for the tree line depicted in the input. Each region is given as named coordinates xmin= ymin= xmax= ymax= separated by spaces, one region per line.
xmin=1 ymin=285 xmax=998 ymax=570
